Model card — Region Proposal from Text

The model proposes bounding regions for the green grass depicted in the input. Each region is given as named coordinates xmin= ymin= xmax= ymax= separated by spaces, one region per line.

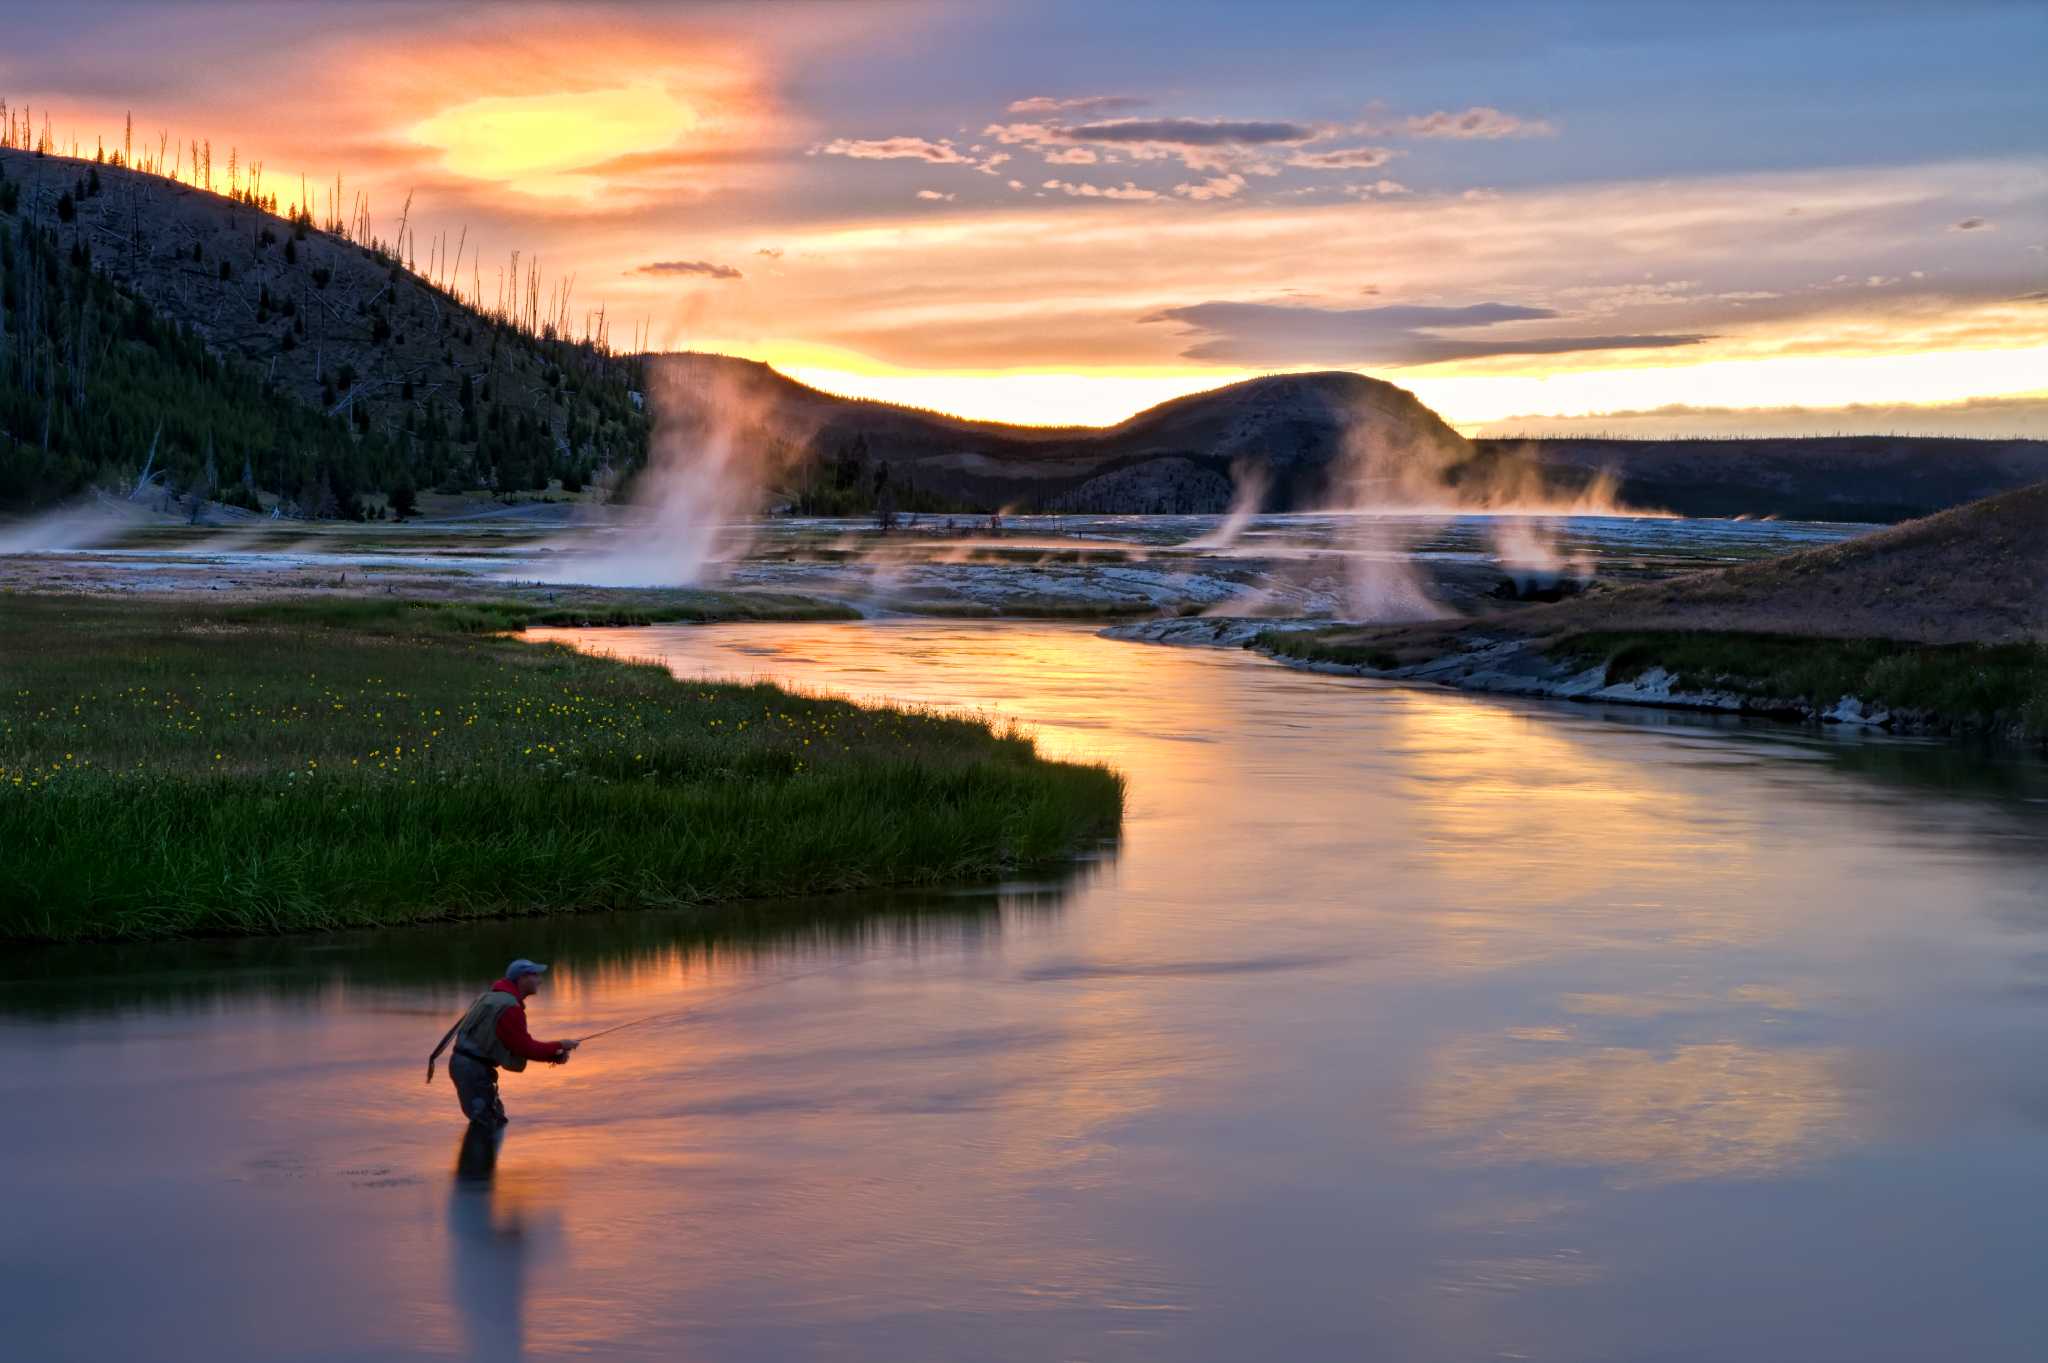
xmin=0 ymin=594 xmax=1121 ymax=942
xmin=1255 ymin=631 xmax=1403 ymax=671
xmin=1550 ymin=631 xmax=2048 ymax=737
xmin=220 ymin=593 xmax=857 ymax=636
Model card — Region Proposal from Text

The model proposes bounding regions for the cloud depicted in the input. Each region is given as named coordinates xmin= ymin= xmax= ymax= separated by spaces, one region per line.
xmin=1343 ymin=179 xmax=1410 ymax=197
xmin=1951 ymin=216 xmax=1991 ymax=230
xmin=1059 ymin=117 xmax=1318 ymax=147
xmin=1287 ymin=145 xmax=1400 ymax=170
xmin=1143 ymin=300 xmax=1705 ymax=365
xmin=993 ymin=114 xmax=1328 ymax=176
xmin=815 ymin=136 xmax=971 ymax=164
xmin=1400 ymin=107 xmax=1557 ymax=139
xmin=755 ymin=247 xmax=783 ymax=258
xmin=1007 ymin=94 xmax=1145 ymax=116
xmin=1042 ymin=178 xmax=1162 ymax=201
xmin=633 ymin=259 xmax=742 ymax=279
xmin=916 ymin=189 xmax=956 ymax=201
xmin=1175 ymin=174 xmax=1247 ymax=201
xmin=985 ymin=121 xmax=1058 ymax=145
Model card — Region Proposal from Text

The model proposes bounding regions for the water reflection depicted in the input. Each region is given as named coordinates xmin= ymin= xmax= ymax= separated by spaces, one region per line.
xmin=448 ymin=1128 xmax=566 ymax=1363
xmin=1416 ymin=1032 xmax=1851 ymax=1186
xmin=0 ymin=876 xmax=1094 ymax=1022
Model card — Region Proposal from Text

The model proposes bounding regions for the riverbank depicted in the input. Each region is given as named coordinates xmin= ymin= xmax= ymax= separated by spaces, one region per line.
xmin=0 ymin=594 xmax=1122 ymax=942
xmin=1256 ymin=626 xmax=2048 ymax=743
xmin=1245 ymin=484 xmax=2048 ymax=745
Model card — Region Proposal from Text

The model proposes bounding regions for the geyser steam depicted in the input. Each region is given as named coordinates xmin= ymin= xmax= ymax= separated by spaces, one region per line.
xmin=1322 ymin=405 xmax=1642 ymax=621
xmin=1185 ymin=463 xmax=1270 ymax=551
xmin=538 ymin=360 xmax=805 ymax=588
xmin=1328 ymin=413 xmax=1456 ymax=622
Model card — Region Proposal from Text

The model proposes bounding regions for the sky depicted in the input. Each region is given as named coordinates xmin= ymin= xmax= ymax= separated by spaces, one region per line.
xmin=2 ymin=0 xmax=2044 ymax=433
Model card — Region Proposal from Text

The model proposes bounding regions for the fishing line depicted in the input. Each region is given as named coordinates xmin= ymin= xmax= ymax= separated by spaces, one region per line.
xmin=569 ymin=949 xmax=888 ymax=1045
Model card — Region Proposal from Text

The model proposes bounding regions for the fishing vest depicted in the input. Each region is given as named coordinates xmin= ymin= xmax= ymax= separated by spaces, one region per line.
xmin=453 ymin=990 xmax=527 ymax=1071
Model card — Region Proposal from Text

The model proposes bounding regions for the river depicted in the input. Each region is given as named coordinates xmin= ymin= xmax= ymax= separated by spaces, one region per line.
xmin=5 ymin=620 xmax=2046 ymax=1361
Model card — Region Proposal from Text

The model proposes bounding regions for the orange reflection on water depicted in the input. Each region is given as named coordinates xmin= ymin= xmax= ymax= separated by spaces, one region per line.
xmin=1414 ymin=1031 xmax=1852 ymax=1187
xmin=1379 ymin=688 xmax=1781 ymax=972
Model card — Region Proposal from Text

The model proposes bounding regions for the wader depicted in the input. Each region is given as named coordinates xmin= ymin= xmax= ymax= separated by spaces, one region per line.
xmin=448 ymin=1051 xmax=507 ymax=1127
xmin=430 ymin=989 xmax=530 ymax=1127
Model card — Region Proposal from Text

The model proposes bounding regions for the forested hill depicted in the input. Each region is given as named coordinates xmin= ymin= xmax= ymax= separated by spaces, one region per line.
xmin=0 ymin=145 xmax=648 ymax=515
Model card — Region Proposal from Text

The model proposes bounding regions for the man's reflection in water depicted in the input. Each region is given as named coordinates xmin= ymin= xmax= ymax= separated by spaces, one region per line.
xmin=448 ymin=1126 xmax=553 ymax=1361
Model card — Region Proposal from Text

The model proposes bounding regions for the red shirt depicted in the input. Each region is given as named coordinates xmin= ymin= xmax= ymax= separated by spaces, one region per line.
xmin=490 ymin=979 xmax=567 ymax=1062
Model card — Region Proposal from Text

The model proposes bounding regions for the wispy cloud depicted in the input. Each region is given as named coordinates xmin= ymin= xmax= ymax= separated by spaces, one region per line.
xmin=1175 ymin=174 xmax=1247 ymax=201
xmin=1144 ymin=300 xmax=1703 ymax=365
xmin=1950 ymin=216 xmax=1991 ymax=230
xmin=1059 ymin=117 xmax=1318 ymax=147
xmin=1043 ymin=178 xmax=1162 ymax=201
xmin=1287 ymin=145 xmax=1400 ymax=170
xmin=1397 ymin=106 xmax=1557 ymax=139
xmin=990 ymin=114 xmax=1330 ymax=175
xmin=1006 ymin=94 xmax=1145 ymax=116
xmin=915 ymin=188 xmax=956 ymax=201
xmin=815 ymin=136 xmax=972 ymax=163
xmin=633 ymin=259 xmax=742 ymax=279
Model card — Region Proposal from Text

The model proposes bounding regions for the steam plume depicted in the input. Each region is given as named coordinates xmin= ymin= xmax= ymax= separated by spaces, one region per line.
xmin=537 ymin=360 xmax=811 ymax=588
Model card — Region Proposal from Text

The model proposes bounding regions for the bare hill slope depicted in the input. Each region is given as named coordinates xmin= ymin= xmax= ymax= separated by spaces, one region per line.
xmin=1503 ymin=481 xmax=2048 ymax=645
xmin=2 ymin=145 xmax=645 ymax=506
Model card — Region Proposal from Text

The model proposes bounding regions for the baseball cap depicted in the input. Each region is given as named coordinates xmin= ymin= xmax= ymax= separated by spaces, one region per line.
xmin=505 ymin=959 xmax=548 ymax=980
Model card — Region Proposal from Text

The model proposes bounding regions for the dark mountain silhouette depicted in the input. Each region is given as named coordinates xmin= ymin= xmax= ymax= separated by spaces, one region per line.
xmin=652 ymin=354 xmax=1478 ymax=514
xmin=654 ymin=354 xmax=2048 ymax=521
xmin=0 ymin=144 xmax=645 ymax=514
xmin=1489 ymin=435 xmax=2048 ymax=523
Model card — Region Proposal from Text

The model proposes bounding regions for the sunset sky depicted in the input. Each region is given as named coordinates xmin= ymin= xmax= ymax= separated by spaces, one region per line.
xmin=3 ymin=0 xmax=2044 ymax=433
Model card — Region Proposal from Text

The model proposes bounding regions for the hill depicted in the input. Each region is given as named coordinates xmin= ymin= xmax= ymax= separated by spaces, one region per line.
xmin=1494 ymin=435 xmax=2048 ymax=522
xmin=1499 ymin=479 xmax=2048 ymax=645
xmin=654 ymin=353 xmax=1480 ymax=514
xmin=0 ymin=145 xmax=647 ymax=514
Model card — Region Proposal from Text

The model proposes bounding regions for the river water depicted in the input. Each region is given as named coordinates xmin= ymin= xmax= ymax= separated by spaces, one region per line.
xmin=5 ymin=620 xmax=2047 ymax=1361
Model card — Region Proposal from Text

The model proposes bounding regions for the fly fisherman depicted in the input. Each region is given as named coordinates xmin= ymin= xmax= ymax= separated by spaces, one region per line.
xmin=427 ymin=959 xmax=580 ymax=1126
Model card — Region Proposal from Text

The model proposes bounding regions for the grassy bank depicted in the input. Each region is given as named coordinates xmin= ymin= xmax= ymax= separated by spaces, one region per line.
xmin=1258 ymin=623 xmax=2047 ymax=742
xmin=234 ymin=593 xmax=859 ymax=634
xmin=1256 ymin=630 xmax=1407 ymax=672
xmin=0 ymin=595 xmax=1121 ymax=942
xmin=1549 ymin=631 xmax=2048 ymax=737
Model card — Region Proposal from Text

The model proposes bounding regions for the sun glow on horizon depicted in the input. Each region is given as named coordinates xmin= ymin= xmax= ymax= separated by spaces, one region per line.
xmin=409 ymin=82 xmax=695 ymax=197
xmin=711 ymin=341 xmax=2048 ymax=435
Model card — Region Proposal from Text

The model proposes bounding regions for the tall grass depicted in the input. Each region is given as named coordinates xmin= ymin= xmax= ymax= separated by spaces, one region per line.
xmin=0 ymin=595 xmax=1122 ymax=941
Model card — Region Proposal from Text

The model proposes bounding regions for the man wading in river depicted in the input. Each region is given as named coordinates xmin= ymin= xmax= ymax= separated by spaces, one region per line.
xmin=428 ymin=959 xmax=580 ymax=1126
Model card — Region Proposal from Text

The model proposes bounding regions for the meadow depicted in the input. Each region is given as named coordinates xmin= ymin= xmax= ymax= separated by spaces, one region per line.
xmin=0 ymin=595 xmax=1123 ymax=941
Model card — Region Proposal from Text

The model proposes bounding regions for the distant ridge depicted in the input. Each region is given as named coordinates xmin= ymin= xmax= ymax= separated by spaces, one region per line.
xmin=653 ymin=353 xmax=1478 ymax=514
xmin=1491 ymin=435 xmax=2048 ymax=523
